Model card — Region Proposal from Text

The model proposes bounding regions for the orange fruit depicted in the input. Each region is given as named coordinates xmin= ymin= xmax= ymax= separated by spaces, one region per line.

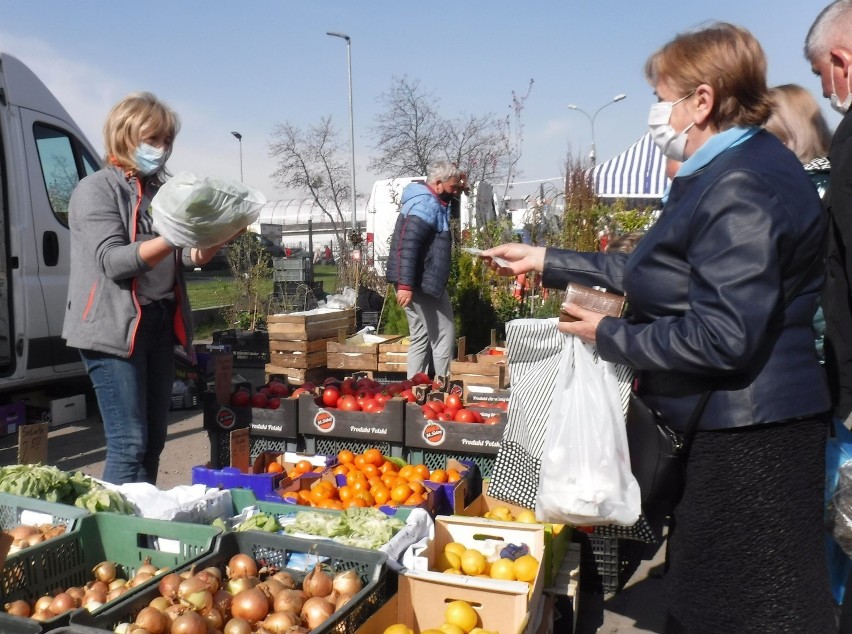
xmin=404 ymin=492 xmax=424 ymax=506
xmin=398 ymin=465 xmax=416 ymax=481
xmin=429 ymin=469 xmax=448 ymax=483
xmin=297 ymin=490 xmax=312 ymax=503
xmin=363 ymin=448 xmax=384 ymax=466
xmin=295 ymin=460 xmax=313 ymax=475
xmin=266 ymin=462 xmax=284 ymax=474
xmin=310 ymin=486 xmax=332 ymax=505
xmin=368 ymin=476 xmax=383 ymax=488
xmin=351 ymin=479 xmax=370 ymax=493
xmin=447 ymin=469 xmax=462 ymax=483
xmin=346 ymin=497 xmax=367 ymax=508
xmin=412 ymin=464 xmax=430 ymax=481
xmin=354 ymin=455 xmax=368 ymax=470
xmin=372 ymin=487 xmax=390 ymax=505
xmin=338 ymin=485 xmax=353 ymax=502
xmin=408 ymin=481 xmax=424 ymax=495
xmin=361 ymin=464 xmax=379 ymax=479
xmin=378 ymin=460 xmax=398 ymax=474
xmin=384 ymin=499 xmax=400 ymax=508
xmin=346 ymin=471 xmax=367 ymax=486
xmin=287 ymin=469 xmax=300 ymax=480
xmin=332 ymin=464 xmax=348 ymax=476
xmin=338 ymin=449 xmax=355 ymax=464
xmin=320 ymin=499 xmax=343 ymax=510
xmin=391 ymin=483 xmax=413 ymax=503
xmin=392 ymin=476 xmax=410 ymax=488
xmin=354 ymin=490 xmax=375 ymax=506
xmin=381 ymin=473 xmax=397 ymax=488
xmin=281 ymin=492 xmax=299 ymax=504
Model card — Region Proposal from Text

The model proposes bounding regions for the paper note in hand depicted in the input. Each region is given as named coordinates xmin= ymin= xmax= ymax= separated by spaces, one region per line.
xmin=560 ymin=283 xmax=626 ymax=322
xmin=462 ymin=247 xmax=511 ymax=268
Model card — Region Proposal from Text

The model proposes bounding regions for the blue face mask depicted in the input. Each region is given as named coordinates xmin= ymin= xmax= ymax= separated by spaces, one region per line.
xmin=134 ymin=143 xmax=167 ymax=175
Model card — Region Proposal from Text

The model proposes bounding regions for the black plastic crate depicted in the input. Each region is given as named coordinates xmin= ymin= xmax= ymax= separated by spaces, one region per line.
xmin=357 ymin=310 xmax=381 ymax=330
xmin=303 ymin=435 xmax=404 ymax=459
xmin=72 ymin=531 xmax=390 ymax=634
xmin=574 ymin=532 xmax=639 ymax=594
xmin=250 ymin=434 xmax=303 ymax=459
xmin=211 ymin=329 xmax=270 ymax=367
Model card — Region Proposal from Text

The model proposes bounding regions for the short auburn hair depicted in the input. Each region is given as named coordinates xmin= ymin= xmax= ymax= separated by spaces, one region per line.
xmin=645 ymin=22 xmax=772 ymax=129
xmin=103 ymin=92 xmax=179 ymax=178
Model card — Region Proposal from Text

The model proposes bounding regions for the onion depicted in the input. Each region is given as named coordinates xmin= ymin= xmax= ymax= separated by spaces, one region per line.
xmin=272 ymin=589 xmax=304 ymax=614
xmin=148 ymin=596 xmax=171 ymax=612
xmin=31 ymin=609 xmax=53 ymax=622
xmin=170 ymin=610 xmax=207 ymax=634
xmin=260 ymin=578 xmax=287 ymax=599
xmin=134 ymin=606 xmax=169 ymax=634
xmin=107 ymin=586 xmax=129 ymax=602
xmin=302 ymin=564 xmax=332 ymax=598
xmin=259 ymin=610 xmax=300 ymax=633
xmin=195 ymin=569 xmax=220 ymax=593
xmin=226 ymin=554 xmax=259 ymax=580
xmin=130 ymin=571 xmax=154 ymax=588
xmin=270 ymin=571 xmax=296 ymax=589
xmin=87 ymin=580 xmax=109 ymax=595
xmin=164 ymin=603 xmax=186 ymax=623
xmin=158 ymin=572 xmax=182 ymax=600
xmin=34 ymin=595 xmax=54 ymax=613
xmin=223 ymin=617 xmax=253 ymax=634
xmin=212 ymin=588 xmax=233 ymax=619
xmin=6 ymin=525 xmax=38 ymax=540
xmin=84 ymin=600 xmax=104 ymax=613
xmin=331 ymin=569 xmax=363 ymax=597
xmin=25 ymin=533 xmax=45 ymax=546
xmin=226 ymin=576 xmax=259 ymax=596
xmin=66 ymin=586 xmax=85 ymax=603
xmin=113 ymin=623 xmax=132 ymax=634
xmin=203 ymin=606 xmax=225 ymax=631
xmin=137 ymin=557 xmax=158 ymax=577
xmin=49 ymin=592 xmax=76 ymax=615
xmin=83 ymin=588 xmax=107 ymax=606
xmin=301 ymin=596 xmax=335 ymax=629
xmin=203 ymin=566 xmax=223 ymax=582
xmin=109 ymin=579 xmax=128 ymax=591
xmin=4 ymin=600 xmax=30 ymax=617
xmin=230 ymin=587 xmax=269 ymax=624
xmin=285 ymin=628 xmax=309 ymax=634
xmin=335 ymin=592 xmax=355 ymax=611
xmin=93 ymin=561 xmax=118 ymax=583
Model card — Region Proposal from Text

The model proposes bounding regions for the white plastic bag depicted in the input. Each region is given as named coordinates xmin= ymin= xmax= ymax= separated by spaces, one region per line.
xmin=535 ymin=335 xmax=641 ymax=526
xmin=151 ymin=171 xmax=266 ymax=248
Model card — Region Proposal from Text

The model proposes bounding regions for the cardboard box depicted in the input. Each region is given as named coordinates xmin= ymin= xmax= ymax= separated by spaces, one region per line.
xmin=377 ymin=339 xmax=409 ymax=373
xmin=249 ymin=397 xmax=298 ymax=439
xmin=404 ymin=402 xmax=506 ymax=455
xmin=403 ymin=515 xmax=546 ymax=634
xmin=459 ymin=482 xmax=571 ymax=588
xmin=297 ymin=393 xmax=405 ymax=444
xmin=327 ymin=333 xmax=403 ymax=372
xmin=421 ymin=457 xmax=482 ymax=515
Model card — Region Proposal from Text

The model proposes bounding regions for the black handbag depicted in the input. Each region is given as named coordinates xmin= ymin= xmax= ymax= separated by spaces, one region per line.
xmin=626 ymin=250 xmax=823 ymax=512
xmin=626 ymin=391 xmax=710 ymax=511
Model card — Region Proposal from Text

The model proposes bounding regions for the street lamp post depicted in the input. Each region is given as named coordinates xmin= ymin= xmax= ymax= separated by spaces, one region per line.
xmin=326 ymin=31 xmax=357 ymax=236
xmin=567 ymin=94 xmax=627 ymax=165
xmin=230 ymin=131 xmax=243 ymax=183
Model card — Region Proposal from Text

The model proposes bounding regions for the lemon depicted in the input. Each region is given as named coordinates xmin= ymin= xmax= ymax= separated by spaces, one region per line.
xmin=443 ymin=568 xmax=463 ymax=575
xmin=435 ymin=550 xmax=461 ymax=571
xmin=383 ymin=625 xmax=413 ymax=634
xmin=488 ymin=506 xmax=514 ymax=521
xmin=512 ymin=554 xmax=540 ymax=582
xmin=422 ymin=630 xmax=444 ymax=634
xmin=460 ymin=549 xmax=487 ymax=576
xmin=515 ymin=509 xmax=538 ymax=523
xmin=444 ymin=541 xmax=467 ymax=558
xmin=439 ymin=625 xmax=466 ymax=634
xmin=444 ymin=600 xmax=479 ymax=633
xmin=489 ymin=557 xmax=516 ymax=580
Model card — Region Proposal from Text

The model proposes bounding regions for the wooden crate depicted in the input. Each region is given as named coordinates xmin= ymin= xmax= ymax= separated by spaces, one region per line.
xmin=263 ymin=365 xmax=327 ymax=386
xmin=327 ymin=334 xmax=403 ymax=372
xmin=266 ymin=308 xmax=355 ymax=341
xmin=450 ymin=359 xmax=509 ymax=389
xmin=378 ymin=339 xmax=409 ymax=373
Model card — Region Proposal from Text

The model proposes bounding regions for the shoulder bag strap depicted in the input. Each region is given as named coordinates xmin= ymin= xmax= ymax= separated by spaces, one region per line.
xmin=680 ymin=251 xmax=826 ymax=456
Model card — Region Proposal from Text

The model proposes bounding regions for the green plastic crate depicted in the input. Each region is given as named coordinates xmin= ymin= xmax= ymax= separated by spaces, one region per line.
xmin=72 ymin=531 xmax=390 ymax=634
xmin=0 ymin=513 xmax=219 ymax=632
xmin=0 ymin=492 xmax=90 ymax=534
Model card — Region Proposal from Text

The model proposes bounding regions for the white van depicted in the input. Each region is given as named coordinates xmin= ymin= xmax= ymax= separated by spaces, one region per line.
xmin=0 ymin=52 xmax=101 ymax=392
xmin=365 ymin=177 xmax=497 ymax=275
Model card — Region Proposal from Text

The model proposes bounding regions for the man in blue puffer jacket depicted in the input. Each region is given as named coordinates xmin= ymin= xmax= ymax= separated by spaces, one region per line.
xmin=385 ymin=162 xmax=464 ymax=378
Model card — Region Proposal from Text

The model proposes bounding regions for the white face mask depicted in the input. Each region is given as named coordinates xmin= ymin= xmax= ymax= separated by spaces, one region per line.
xmin=648 ymin=92 xmax=696 ymax=162
xmin=134 ymin=142 xmax=167 ymax=176
xmin=830 ymin=69 xmax=852 ymax=115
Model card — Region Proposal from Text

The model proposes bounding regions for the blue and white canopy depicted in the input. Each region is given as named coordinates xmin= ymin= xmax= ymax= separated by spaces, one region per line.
xmin=590 ymin=132 xmax=669 ymax=199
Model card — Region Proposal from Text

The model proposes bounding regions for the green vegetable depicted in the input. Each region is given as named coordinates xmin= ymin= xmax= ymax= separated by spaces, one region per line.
xmin=235 ymin=512 xmax=282 ymax=533
xmin=0 ymin=464 xmax=136 ymax=514
xmin=285 ymin=507 xmax=405 ymax=549
xmin=385 ymin=457 xmax=408 ymax=469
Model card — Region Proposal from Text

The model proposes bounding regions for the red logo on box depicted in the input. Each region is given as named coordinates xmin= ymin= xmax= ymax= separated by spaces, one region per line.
xmin=216 ymin=407 xmax=236 ymax=430
xmin=314 ymin=410 xmax=335 ymax=433
xmin=422 ymin=422 xmax=446 ymax=446
xmin=449 ymin=384 xmax=463 ymax=396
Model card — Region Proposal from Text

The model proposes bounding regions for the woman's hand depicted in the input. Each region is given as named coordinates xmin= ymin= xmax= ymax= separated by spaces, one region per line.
xmin=557 ymin=303 xmax=606 ymax=344
xmin=480 ymin=244 xmax=546 ymax=276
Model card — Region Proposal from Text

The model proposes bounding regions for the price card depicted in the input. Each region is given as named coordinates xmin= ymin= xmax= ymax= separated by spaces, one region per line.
xmin=229 ymin=427 xmax=250 ymax=473
xmin=214 ymin=353 xmax=234 ymax=405
xmin=18 ymin=423 xmax=48 ymax=464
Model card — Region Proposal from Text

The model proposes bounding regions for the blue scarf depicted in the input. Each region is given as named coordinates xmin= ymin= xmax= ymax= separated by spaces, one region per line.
xmin=661 ymin=126 xmax=760 ymax=203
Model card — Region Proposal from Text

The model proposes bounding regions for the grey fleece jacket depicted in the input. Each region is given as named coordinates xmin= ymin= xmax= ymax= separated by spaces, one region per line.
xmin=62 ymin=166 xmax=192 ymax=358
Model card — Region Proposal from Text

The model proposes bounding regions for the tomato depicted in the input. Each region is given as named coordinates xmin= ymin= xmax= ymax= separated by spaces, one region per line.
xmin=362 ymin=399 xmax=380 ymax=413
xmin=494 ymin=401 xmax=509 ymax=411
xmin=421 ymin=405 xmax=438 ymax=420
xmin=291 ymin=387 xmax=308 ymax=398
xmin=356 ymin=377 xmax=374 ymax=390
xmin=230 ymin=390 xmax=250 ymax=407
xmin=386 ymin=383 xmax=405 ymax=396
xmin=375 ymin=392 xmax=391 ymax=405
xmin=445 ymin=394 xmax=463 ymax=410
xmin=454 ymin=408 xmax=477 ymax=423
xmin=251 ymin=392 xmax=268 ymax=408
xmin=323 ymin=376 xmax=341 ymax=386
xmin=321 ymin=386 xmax=341 ymax=408
xmin=410 ymin=372 xmax=431 ymax=386
xmin=424 ymin=400 xmax=445 ymax=414
xmin=399 ymin=389 xmax=417 ymax=404
xmin=438 ymin=411 xmax=455 ymax=422
xmin=267 ymin=397 xmax=281 ymax=410
xmin=300 ymin=382 xmax=316 ymax=393
xmin=401 ymin=380 xmax=413 ymax=390
xmin=340 ymin=378 xmax=357 ymax=396
xmin=268 ymin=381 xmax=289 ymax=397
xmin=356 ymin=387 xmax=374 ymax=402
xmin=470 ymin=410 xmax=484 ymax=423
xmin=338 ymin=395 xmax=361 ymax=411
xmin=258 ymin=387 xmax=271 ymax=397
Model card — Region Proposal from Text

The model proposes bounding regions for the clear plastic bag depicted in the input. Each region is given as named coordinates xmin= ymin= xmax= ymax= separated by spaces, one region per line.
xmin=151 ymin=171 xmax=266 ymax=248
xmin=535 ymin=335 xmax=641 ymax=526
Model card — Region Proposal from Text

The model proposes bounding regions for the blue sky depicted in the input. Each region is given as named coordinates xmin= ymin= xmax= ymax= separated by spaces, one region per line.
xmin=0 ymin=1 xmax=837 ymax=204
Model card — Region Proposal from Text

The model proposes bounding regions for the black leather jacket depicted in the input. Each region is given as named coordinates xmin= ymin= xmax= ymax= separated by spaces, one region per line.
xmin=543 ymin=130 xmax=830 ymax=431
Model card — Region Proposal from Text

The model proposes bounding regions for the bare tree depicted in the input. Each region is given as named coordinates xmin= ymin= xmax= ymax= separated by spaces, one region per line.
xmin=494 ymin=79 xmax=534 ymax=204
xmin=369 ymin=76 xmax=444 ymax=177
xmin=268 ymin=116 xmax=359 ymax=287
